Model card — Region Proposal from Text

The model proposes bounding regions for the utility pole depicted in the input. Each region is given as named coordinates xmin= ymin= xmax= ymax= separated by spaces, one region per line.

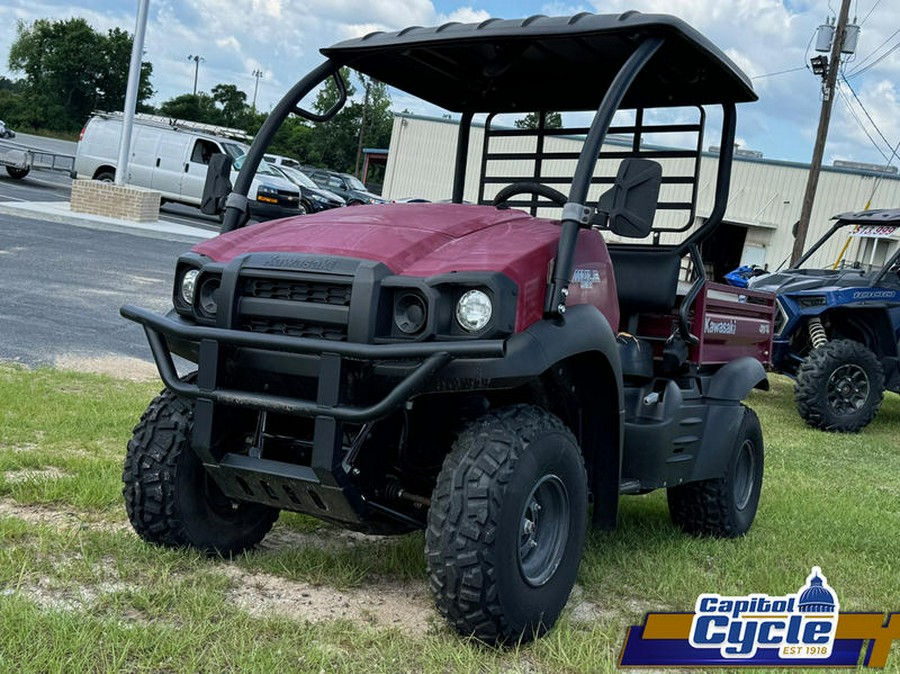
xmin=791 ymin=0 xmax=853 ymax=266
xmin=187 ymin=54 xmax=204 ymax=96
xmin=251 ymin=69 xmax=264 ymax=111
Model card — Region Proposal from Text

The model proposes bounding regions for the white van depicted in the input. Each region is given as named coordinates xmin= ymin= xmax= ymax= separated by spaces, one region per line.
xmin=74 ymin=112 xmax=303 ymax=220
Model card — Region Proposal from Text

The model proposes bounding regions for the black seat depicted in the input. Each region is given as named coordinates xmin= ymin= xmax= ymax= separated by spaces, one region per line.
xmin=608 ymin=246 xmax=681 ymax=330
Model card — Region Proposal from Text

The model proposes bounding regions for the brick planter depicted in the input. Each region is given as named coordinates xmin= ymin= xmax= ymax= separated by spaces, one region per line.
xmin=70 ymin=180 xmax=160 ymax=223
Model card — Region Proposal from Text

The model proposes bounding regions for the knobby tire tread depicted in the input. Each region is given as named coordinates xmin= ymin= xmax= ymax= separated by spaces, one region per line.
xmin=795 ymin=339 xmax=884 ymax=432
xmin=425 ymin=405 xmax=573 ymax=643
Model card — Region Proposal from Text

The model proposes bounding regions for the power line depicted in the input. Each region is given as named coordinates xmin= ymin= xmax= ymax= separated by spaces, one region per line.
xmin=751 ymin=65 xmax=808 ymax=79
xmin=840 ymin=74 xmax=895 ymax=151
xmin=859 ymin=0 xmax=882 ymax=26
xmin=865 ymin=137 xmax=900 ymax=206
xmin=847 ymin=39 xmax=900 ymax=78
xmin=836 ymin=82 xmax=891 ymax=162
xmin=846 ymin=28 xmax=900 ymax=76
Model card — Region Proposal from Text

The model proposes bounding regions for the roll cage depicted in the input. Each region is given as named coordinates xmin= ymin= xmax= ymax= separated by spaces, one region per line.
xmin=792 ymin=209 xmax=900 ymax=285
xmin=222 ymin=11 xmax=757 ymax=321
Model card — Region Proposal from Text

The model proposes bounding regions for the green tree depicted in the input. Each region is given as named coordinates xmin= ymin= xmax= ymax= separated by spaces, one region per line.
xmin=313 ymin=67 xmax=357 ymax=118
xmin=514 ymin=111 xmax=563 ymax=129
xmin=95 ymin=27 xmax=154 ymax=112
xmin=211 ymin=83 xmax=249 ymax=127
xmin=7 ymin=18 xmax=153 ymax=132
xmin=158 ymin=93 xmax=219 ymax=124
xmin=301 ymin=68 xmax=394 ymax=176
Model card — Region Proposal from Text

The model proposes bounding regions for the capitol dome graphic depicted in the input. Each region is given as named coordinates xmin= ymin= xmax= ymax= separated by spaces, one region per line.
xmin=797 ymin=567 xmax=837 ymax=613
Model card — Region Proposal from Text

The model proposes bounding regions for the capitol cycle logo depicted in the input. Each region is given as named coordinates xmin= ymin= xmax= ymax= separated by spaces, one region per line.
xmin=689 ymin=567 xmax=838 ymax=659
xmin=619 ymin=566 xmax=900 ymax=668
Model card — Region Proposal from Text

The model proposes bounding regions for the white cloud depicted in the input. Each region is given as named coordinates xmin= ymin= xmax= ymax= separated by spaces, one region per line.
xmin=439 ymin=7 xmax=491 ymax=23
xmin=0 ymin=0 xmax=897 ymax=167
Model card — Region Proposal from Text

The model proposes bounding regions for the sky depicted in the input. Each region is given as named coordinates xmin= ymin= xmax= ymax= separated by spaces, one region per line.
xmin=1 ymin=0 xmax=898 ymax=168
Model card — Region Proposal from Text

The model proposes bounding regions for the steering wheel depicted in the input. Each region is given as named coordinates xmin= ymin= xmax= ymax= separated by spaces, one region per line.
xmin=491 ymin=181 xmax=568 ymax=209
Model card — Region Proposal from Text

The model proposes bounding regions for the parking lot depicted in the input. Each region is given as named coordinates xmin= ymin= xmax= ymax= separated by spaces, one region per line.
xmin=0 ymin=135 xmax=217 ymax=374
xmin=0 ymin=132 xmax=223 ymax=233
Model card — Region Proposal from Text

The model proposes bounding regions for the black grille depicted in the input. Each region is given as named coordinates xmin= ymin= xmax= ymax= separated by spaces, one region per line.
xmin=244 ymin=278 xmax=351 ymax=306
xmin=241 ymin=319 xmax=347 ymax=341
xmin=236 ymin=273 xmax=352 ymax=342
xmin=276 ymin=190 xmax=300 ymax=207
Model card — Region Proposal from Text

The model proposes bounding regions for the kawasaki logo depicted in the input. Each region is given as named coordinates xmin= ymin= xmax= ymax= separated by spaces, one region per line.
xmin=705 ymin=317 xmax=737 ymax=335
xmin=261 ymin=255 xmax=339 ymax=271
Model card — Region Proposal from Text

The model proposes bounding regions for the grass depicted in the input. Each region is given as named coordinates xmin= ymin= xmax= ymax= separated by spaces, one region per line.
xmin=0 ymin=363 xmax=898 ymax=673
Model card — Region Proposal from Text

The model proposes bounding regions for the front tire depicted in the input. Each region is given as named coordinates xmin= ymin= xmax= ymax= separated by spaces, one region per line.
xmin=795 ymin=339 xmax=885 ymax=432
xmin=425 ymin=405 xmax=587 ymax=644
xmin=667 ymin=406 xmax=763 ymax=538
xmin=123 ymin=385 xmax=278 ymax=555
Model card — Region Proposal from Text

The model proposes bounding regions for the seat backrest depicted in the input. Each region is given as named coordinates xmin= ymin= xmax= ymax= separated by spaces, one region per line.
xmin=608 ymin=247 xmax=681 ymax=318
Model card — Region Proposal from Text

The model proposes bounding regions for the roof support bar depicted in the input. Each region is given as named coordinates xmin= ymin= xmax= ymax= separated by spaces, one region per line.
xmin=452 ymin=111 xmax=474 ymax=203
xmin=222 ymin=59 xmax=342 ymax=233
xmin=545 ymin=36 xmax=664 ymax=317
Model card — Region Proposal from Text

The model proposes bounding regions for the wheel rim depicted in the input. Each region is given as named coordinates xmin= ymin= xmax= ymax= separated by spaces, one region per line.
xmin=826 ymin=363 xmax=870 ymax=416
xmin=733 ymin=439 xmax=756 ymax=511
xmin=517 ymin=474 xmax=569 ymax=587
xmin=201 ymin=469 xmax=244 ymax=518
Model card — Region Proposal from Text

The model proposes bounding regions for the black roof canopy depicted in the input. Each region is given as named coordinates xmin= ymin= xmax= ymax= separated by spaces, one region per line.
xmin=834 ymin=208 xmax=900 ymax=226
xmin=321 ymin=12 xmax=757 ymax=113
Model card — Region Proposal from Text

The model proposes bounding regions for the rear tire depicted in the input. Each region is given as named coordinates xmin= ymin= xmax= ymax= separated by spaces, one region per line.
xmin=123 ymin=384 xmax=279 ymax=555
xmin=795 ymin=339 xmax=884 ymax=432
xmin=667 ymin=406 xmax=763 ymax=538
xmin=95 ymin=169 xmax=115 ymax=183
xmin=426 ymin=405 xmax=587 ymax=644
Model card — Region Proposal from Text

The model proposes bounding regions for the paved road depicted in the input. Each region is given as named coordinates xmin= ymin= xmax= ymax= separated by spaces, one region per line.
xmin=0 ymin=165 xmax=222 ymax=232
xmin=0 ymin=212 xmax=192 ymax=368
xmin=7 ymin=132 xmax=77 ymax=156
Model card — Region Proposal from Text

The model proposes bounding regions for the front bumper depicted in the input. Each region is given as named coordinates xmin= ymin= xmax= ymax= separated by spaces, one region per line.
xmin=121 ymin=303 xmax=504 ymax=527
xmin=121 ymin=303 xmax=503 ymax=422
xmin=247 ymin=200 xmax=303 ymax=221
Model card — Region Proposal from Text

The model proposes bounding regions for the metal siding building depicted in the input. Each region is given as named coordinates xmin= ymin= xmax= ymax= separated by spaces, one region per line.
xmin=383 ymin=113 xmax=900 ymax=275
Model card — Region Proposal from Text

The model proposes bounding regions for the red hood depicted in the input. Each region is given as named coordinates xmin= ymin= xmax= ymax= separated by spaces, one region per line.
xmin=193 ymin=202 xmax=562 ymax=277
xmin=192 ymin=202 xmax=619 ymax=332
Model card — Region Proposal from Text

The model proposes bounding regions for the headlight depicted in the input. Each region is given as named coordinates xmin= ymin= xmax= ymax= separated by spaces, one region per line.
xmin=394 ymin=291 xmax=428 ymax=335
xmin=456 ymin=289 xmax=493 ymax=332
xmin=180 ymin=269 xmax=200 ymax=306
xmin=256 ymin=185 xmax=279 ymax=203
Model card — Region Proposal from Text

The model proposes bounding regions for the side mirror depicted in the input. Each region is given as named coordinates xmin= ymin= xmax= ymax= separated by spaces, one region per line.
xmin=596 ymin=158 xmax=662 ymax=239
xmin=201 ymin=153 xmax=232 ymax=216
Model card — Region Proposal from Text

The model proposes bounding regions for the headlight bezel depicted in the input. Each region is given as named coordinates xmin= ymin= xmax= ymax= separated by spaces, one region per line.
xmin=379 ymin=272 xmax=517 ymax=342
xmin=172 ymin=254 xmax=223 ymax=324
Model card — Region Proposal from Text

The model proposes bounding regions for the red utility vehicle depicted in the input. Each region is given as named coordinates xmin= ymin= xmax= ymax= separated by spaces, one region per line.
xmin=121 ymin=12 xmax=775 ymax=643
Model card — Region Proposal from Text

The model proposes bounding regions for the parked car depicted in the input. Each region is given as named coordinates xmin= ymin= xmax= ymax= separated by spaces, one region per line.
xmin=0 ymin=119 xmax=15 ymax=139
xmin=305 ymin=168 xmax=389 ymax=205
xmin=74 ymin=112 xmax=302 ymax=221
xmin=750 ymin=209 xmax=900 ymax=432
xmin=121 ymin=11 xmax=771 ymax=644
xmin=273 ymin=164 xmax=346 ymax=212
xmin=263 ymin=153 xmax=303 ymax=170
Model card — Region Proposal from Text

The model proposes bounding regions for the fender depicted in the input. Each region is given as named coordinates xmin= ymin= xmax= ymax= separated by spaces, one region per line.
xmin=434 ymin=303 xmax=624 ymax=531
xmin=435 ymin=303 xmax=623 ymax=388
xmin=687 ymin=357 xmax=767 ymax=483
xmin=705 ymin=357 xmax=768 ymax=402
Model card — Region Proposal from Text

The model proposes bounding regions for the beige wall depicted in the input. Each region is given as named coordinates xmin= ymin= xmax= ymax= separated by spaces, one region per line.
xmin=384 ymin=114 xmax=900 ymax=271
